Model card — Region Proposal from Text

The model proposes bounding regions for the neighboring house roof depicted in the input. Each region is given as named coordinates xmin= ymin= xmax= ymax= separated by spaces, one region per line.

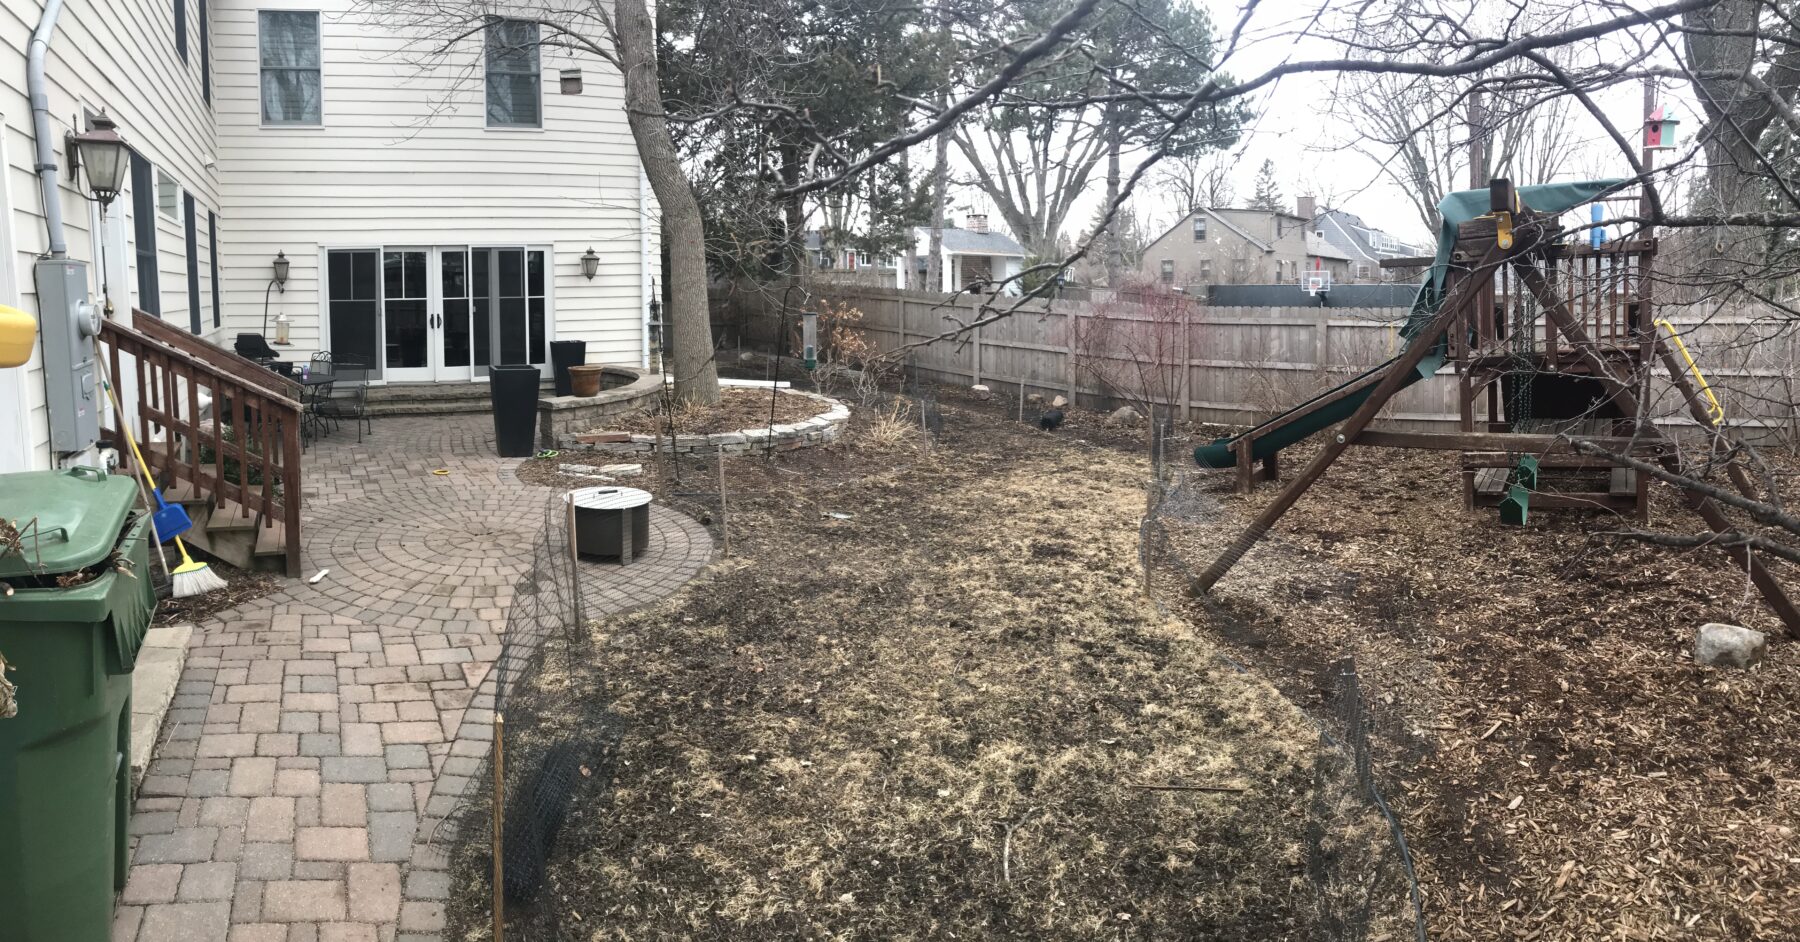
xmin=1146 ymin=207 xmax=1310 ymax=255
xmin=913 ymin=226 xmax=1026 ymax=257
xmin=1315 ymin=209 xmax=1429 ymax=264
xmin=1306 ymin=230 xmax=1354 ymax=262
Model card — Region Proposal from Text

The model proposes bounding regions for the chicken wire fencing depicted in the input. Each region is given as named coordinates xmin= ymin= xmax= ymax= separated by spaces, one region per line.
xmin=1140 ymin=453 xmax=1430 ymax=942
xmin=461 ymin=492 xmax=624 ymax=941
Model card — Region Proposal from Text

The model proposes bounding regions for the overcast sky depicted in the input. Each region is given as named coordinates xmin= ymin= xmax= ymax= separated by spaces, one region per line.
xmin=955 ymin=0 xmax=1697 ymax=249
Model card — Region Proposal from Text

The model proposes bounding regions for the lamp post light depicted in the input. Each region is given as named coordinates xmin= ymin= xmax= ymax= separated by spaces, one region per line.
xmin=68 ymin=113 xmax=129 ymax=207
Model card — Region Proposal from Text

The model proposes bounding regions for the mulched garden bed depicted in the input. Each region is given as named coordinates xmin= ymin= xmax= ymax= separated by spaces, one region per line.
xmin=596 ymin=386 xmax=826 ymax=436
xmin=455 ymin=396 xmax=1344 ymax=940
xmin=1151 ymin=438 xmax=1800 ymax=942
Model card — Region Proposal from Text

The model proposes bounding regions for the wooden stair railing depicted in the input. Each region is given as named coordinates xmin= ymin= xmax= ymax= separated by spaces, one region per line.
xmin=98 ymin=312 xmax=304 ymax=577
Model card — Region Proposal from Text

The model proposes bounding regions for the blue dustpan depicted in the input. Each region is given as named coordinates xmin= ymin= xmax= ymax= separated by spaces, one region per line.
xmin=151 ymin=487 xmax=193 ymax=542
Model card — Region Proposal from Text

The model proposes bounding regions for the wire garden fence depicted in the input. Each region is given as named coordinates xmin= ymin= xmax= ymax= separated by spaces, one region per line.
xmin=1140 ymin=435 xmax=1430 ymax=942
xmin=460 ymin=493 xmax=621 ymax=942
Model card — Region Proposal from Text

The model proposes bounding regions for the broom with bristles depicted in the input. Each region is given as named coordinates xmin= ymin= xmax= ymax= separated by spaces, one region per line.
xmin=97 ymin=350 xmax=228 ymax=598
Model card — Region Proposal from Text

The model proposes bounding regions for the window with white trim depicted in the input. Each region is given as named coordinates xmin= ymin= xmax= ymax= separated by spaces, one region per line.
xmin=486 ymin=19 xmax=542 ymax=127
xmin=157 ymin=171 xmax=181 ymax=220
xmin=1192 ymin=217 xmax=1207 ymax=240
xmin=1159 ymin=259 xmax=1175 ymax=284
xmin=260 ymin=11 xmax=322 ymax=125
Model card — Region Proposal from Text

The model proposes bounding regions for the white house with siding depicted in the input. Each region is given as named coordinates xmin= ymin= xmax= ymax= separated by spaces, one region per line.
xmin=0 ymin=0 xmax=655 ymax=472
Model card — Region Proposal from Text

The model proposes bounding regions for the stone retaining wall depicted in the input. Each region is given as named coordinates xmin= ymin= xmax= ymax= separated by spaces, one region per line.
xmin=560 ymin=388 xmax=850 ymax=455
xmin=536 ymin=365 xmax=665 ymax=448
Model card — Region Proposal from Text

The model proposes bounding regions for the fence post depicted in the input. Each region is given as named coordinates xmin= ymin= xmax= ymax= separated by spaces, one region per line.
xmin=1314 ymin=306 xmax=1331 ymax=382
xmin=972 ymin=320 xmax=983 ymax=387
xmin=1181 ymin=309 xmax=1192 ymax=423
xmin=1065 ymin=304 xmax=1078 ymax=403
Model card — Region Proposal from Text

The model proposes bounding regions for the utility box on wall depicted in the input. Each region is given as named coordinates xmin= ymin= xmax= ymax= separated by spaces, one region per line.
xmin=36 ymin=259 xmax=99 ymax=455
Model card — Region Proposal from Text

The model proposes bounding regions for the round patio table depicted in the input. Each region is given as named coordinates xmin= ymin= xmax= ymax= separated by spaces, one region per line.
xmin=567 ymin=486 xmax=653 ymax=565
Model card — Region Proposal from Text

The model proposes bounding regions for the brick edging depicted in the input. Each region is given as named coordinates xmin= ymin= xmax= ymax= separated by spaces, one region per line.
xmin=560 ymin=389 xmax=850 ymax=455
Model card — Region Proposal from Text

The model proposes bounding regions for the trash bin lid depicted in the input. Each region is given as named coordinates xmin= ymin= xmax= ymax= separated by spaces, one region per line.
xmin=0 ymin=467 xmax=140 ymax=579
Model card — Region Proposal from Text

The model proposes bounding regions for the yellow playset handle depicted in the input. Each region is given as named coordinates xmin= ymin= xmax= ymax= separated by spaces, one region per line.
xmin=1655 ymin=319 xmax=1723 ymax=426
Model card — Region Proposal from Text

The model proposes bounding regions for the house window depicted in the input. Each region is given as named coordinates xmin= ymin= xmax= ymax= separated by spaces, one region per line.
xmin=1192 ymin=218 xmax=1207 ymax=241
xmin=486 ymin=19 xmax=541 ymax=128
xmin=1159 ymin=259 xmax=1175 ymax=285
xmin=131 ymin=153 xmax=161 ymax=316
xmin=1356 ymin=263 xmax=1371 ymax=279
xmin=199 ymin=0 xmax=211 ymax=104
xmin=175 ymin=0 xmax=188 ymax=63
xmin=856 ymin=251 xmax=871 ymax=268
xmin=184 ymin=193 xmax=201 ymax=333
xmin=259 ymin=11 xmax=322 ymax=125
xmin=328 ymin=250 xmax=380 ymax=370
xmin=157 ymin=171 xmax=180 ymax=220
xmin=1198 ymin=258 xmax=1211 ymax=281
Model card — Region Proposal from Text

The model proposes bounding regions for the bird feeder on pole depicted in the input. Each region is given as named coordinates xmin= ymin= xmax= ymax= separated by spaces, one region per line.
xmin=801 ymin=307 xmax=818 ymax=372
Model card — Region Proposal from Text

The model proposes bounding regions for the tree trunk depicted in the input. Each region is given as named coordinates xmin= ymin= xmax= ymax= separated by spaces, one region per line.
xmin=926 ymin=93 xmax=949 ymax=294
xmin=616 ymin=0 xmax=719 ymax=404
xmin=1102 ymin=103 xmax=1123 ymax=287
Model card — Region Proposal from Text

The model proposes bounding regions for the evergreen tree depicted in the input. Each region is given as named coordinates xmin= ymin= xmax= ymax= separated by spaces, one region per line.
xmin=1249 ymin=160 xmax=1284 ymax=212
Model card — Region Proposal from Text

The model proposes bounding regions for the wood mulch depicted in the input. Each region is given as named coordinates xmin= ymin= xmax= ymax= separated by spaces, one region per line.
xmin=594 ymin=387 xmax=826 ymax=437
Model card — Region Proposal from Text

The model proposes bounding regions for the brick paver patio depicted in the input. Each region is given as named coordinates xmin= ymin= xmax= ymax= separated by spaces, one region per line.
xmin=117 ymin=414 xmax=712 ymax=942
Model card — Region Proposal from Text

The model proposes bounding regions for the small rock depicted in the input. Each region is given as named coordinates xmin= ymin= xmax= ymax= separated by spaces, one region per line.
xmin=1104 ymin=406 xmax=1140 ymax=427
xmin=970 ymin=384 xmax=993 ymax=401
xmin=738 ymin=351 xmax=759 ymax=362
xmin=1051 ymin=395 xmax=1069 ymax=409
xmin=1695 ymin=622 xmax=1766 ymax=668
xmin=597 ymin=463 xmax=643 ymax=476
xmin=1026 ymin=393 xmax=1045 ymax=406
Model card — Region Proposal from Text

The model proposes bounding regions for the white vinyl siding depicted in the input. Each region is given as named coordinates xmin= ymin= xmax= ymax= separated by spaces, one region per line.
xmin=213 ymin=0 xmax=650 ymax=366
xmin=0 ymin=0 xmax=218 ymax=465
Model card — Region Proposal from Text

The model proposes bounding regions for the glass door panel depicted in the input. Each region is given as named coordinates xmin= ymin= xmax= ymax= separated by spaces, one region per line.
xmin=327 ymin=250 xmax=379 ymax=374
xmin=496 ymin=248 xmax=527 ymax=365
xmin=436 ymin=249 xmax=473 ymax=381
xmin=382 ymin=250 xmax=432 ymax=381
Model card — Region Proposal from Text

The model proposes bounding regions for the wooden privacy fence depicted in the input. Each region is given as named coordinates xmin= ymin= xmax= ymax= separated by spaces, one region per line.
xmin=727 ymin=281 xmax=1800 ymax=440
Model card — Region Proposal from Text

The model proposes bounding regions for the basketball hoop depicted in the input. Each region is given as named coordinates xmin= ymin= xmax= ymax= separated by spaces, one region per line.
xmin=1302 ymin=271 xmax=1333 ymax=296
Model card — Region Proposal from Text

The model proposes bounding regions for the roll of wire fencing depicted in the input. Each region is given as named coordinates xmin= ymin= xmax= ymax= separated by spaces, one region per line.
xmin=464 ymin=493 xmax=623 ymax=941
xmin=1140 ymin=463 xmax=1429 ymax=942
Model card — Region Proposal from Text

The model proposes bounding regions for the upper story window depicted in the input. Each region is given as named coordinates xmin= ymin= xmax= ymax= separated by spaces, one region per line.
xmin=260 ymin=11 xmax=322 ymax=125
xmin=486 ymin=19 xmax=542 ymax=128
xmin=1192 ymin=217 xmax=1207 ymax=241
xmin=1159 ymin=259 xmax=1175 ymax=284
xmin=175 ymin=0 xmax=188 ymax=63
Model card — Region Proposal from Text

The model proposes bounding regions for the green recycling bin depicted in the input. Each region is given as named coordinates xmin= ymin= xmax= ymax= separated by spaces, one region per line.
xmin=0 ymin=466 xmax=156 ymax=942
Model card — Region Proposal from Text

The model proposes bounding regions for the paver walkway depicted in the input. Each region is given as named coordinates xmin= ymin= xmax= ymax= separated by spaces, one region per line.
xmin=116 ymin=414 xmax=712 ymax=942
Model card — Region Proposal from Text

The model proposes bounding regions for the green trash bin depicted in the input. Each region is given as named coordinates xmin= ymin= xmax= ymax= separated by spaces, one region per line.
xmin=0 ymin=466 xmax=156 ymax=942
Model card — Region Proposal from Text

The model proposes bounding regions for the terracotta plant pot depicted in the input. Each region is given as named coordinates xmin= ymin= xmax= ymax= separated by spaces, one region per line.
xmin=568 ymin=364 xmax=605 ymax=397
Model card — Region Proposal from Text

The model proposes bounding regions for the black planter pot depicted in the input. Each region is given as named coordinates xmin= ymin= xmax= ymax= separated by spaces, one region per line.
xmin=489 ymin=365 xmax=542 ymax=457
xmin=549 ymin=340 xmax=587 ymax=397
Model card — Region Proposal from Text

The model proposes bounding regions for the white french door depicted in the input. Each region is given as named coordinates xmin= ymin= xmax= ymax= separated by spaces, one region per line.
xmin=329 ymin=245 xmax=551 ymax=382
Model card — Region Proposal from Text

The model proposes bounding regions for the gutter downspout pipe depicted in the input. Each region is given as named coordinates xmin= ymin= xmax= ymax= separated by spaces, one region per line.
xmin=29 ymin=0 xmax=68 ymax=258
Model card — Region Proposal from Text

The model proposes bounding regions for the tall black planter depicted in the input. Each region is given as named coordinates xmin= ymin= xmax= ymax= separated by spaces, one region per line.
xmin=489 ymin=365 xmax=541 ymax=457
xmin=549 ymin=340 xmax=587 ymax=396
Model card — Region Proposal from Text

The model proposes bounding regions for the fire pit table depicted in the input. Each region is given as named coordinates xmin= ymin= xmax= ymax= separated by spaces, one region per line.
xmin=567 ymin=486 xmax=653 ymax=565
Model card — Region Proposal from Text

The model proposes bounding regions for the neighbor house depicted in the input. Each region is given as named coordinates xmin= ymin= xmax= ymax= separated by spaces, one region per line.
xmin=900 ymin=216 xmax=1026 ymax=294
xmin=1 ymin=0 xmax=655 ymax=473
xmin=1313 ymin=207 xmax=1432 ymax=282
xmin=803 ymin=231 xmax=901 ymax=285
xmin=1141 ymin=205 xmax=1339 ymax=290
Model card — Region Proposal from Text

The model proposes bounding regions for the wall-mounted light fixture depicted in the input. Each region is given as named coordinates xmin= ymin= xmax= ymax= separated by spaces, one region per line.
xmin=581 ymin=247 xmax=600 ymax=280
xmin=264 ymin=251 xmax=292 ymax=338
xmin=68 ymin=113 xmax=130 ymax=207
xmin=273 ymin=251 xmax=290 ymax=290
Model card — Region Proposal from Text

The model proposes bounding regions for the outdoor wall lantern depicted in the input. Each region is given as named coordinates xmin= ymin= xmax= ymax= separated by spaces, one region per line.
xmin=273 ymin=251 xmax=290 ymax=290
xmin=581 ymin=247 xmax=600 ymax=280
xmin=68 ymin=113 xmax=130 ymax=207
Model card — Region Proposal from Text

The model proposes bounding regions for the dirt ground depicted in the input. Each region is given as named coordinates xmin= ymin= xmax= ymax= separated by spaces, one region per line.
xmin=452 ymin=397 xmax=1397 ymax=940
xmin=1150 ymin=437 xmax=1800 ymax=942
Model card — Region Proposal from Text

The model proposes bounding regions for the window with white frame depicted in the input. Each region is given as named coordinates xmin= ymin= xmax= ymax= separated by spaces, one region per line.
xmin=1198 ymin=258 xmax=1212 ymax=281
xmin=1159 ymin=259 xmax=1175 ymax=284
xmin=1192 ymin=217 xmax=1207 ymax=241
xmin=260 ymin=11 xmax=322 ymax=125
xmin=486 ymin=19 xmax=541 ymax=127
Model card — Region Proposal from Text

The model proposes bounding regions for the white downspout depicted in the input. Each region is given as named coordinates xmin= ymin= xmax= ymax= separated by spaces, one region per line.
xmin=638 ymin=167 xmax=650 ymax=369
xmin=29 ymin=0 xmax=68 ymax=257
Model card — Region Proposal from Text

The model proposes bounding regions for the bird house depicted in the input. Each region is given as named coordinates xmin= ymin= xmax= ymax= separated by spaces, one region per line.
xmin=1644 ymin=106 xmax=1680 ymax=151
